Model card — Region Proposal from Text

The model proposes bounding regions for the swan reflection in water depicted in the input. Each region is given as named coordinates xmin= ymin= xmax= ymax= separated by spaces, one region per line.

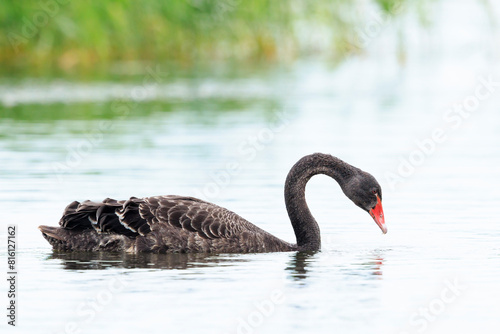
xmin=47 ymin=250 xmax=385 ymax=281
xmin=47 ymin=251 xmax=250 ymax=270
xmin=285 ymin=251 xmax=386 ymax=282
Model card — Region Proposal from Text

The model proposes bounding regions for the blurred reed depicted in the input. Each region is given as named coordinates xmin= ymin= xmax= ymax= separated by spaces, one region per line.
xmin=0 ymin=0 xmax=419 ymax=78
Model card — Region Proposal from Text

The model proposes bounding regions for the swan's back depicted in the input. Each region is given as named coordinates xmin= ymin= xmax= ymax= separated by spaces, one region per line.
xmin=39 ymin=195 xmax=295 ymax=253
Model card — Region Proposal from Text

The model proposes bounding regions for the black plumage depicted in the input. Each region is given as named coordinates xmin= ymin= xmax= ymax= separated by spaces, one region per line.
xmin=39 ymin=153 xmax=386 ymax=253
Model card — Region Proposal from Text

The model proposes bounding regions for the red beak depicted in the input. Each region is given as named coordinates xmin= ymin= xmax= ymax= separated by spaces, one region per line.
xmin=369 ymin=195 xmax=387 ymax=234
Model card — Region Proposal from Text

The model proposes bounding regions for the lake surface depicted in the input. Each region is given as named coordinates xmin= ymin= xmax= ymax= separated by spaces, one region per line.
xmin=1 ymin=1 xmax=500 ymax=333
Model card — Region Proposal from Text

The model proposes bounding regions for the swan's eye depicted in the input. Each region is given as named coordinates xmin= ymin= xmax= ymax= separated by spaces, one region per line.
xmin=372 ymin=190 xmax=377 ymax=195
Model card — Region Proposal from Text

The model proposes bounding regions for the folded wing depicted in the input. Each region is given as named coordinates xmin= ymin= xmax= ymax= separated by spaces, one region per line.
xmin=58 ymin=195 xmax=245 ymax=240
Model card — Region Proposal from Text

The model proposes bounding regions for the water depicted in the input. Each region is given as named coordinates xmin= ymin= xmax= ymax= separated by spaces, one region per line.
xmin=2 ymin=1 xmax=500 ymax=333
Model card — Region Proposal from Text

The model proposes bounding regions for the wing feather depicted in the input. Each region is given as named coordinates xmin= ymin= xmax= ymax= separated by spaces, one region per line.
xmin=58 ymin=195 xmax=254 ymax=242
xmin=145 ymin=195 xmax=248 ymax=240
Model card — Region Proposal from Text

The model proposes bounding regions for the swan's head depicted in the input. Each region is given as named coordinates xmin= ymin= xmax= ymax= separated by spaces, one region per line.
xmin=342 ymin=171 xmax=387 ymax=234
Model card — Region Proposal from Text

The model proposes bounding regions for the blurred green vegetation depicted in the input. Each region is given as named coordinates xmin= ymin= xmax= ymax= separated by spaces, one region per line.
xmin=0 ymin=0 xmax=419 ymax=79
xmin=0 ymin=98 xmax=280 ymax=121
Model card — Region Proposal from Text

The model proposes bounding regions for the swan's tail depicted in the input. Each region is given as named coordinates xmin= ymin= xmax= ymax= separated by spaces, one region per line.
xmin=39 ymin=197 xmax=136 ymax=251
xmin=39 ymin=225 xmax=125 ymax=252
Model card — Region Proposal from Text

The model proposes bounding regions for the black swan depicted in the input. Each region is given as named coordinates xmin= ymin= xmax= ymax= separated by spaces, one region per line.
xmin=39 ymin=153 xmax=386 ymax=253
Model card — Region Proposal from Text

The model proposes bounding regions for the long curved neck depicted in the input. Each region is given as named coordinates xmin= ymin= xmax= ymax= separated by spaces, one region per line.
xmin=284 ymin=154 xmax=356 ymax=251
